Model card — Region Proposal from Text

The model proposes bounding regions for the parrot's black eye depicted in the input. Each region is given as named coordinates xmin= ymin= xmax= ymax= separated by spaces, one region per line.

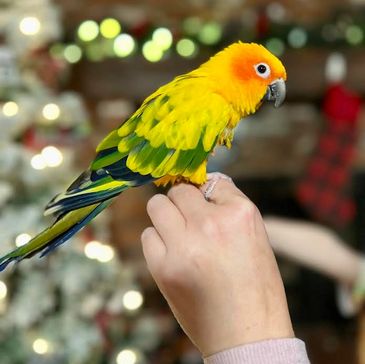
xmin=254 ymin=63 xmax=271 ymax=79
xmin=258 ymin=64 xmax=266 ymax=73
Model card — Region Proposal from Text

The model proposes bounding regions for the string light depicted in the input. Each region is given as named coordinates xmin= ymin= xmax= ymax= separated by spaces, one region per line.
xmin=2 ymin=101 xmax=19 ymax=117
xmin=41 ymin=146 xmax=63 ymax=168
xmin=32 ymin=338 xmax=50 ymax=355
xmin=64 ymin=44 xmax=82 ymax=64
xmin=15 ymin=233 xmax=32 ymax=247
xmin=176 ymin=39 xmax=197 ymax=58
xmin=31 ymin=154 xmax=47 ymax=170
xmin=114 ymin=34 xmax=136 ymax=57
xmin=0 ymin=281 xmax=7 ymax=300
xmin=122 ymin=290 xmax=143 ymax=311
xmin=42 ymin=103 xmax=60 ymax=121
xmin=19 ymin=17 xmax=41 ymax=36
xmin=100 ymin=18 xmax=121 ymax=39
xmin=78 ymin=20 xmax=99 ymax=42
xmin=152 ymin=28 xmax=173 ymax=50
xmin=116 ymin=349 xmax=137 ymax=364
xmin=142 ymin=41 xmax=163 ymax=62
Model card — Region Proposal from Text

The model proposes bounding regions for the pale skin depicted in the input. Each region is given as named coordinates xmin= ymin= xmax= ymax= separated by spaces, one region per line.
xmin=141 ymin=176 xmax=294 ymax=357
xmin=264 ymin=217 xmax=362 ymax=287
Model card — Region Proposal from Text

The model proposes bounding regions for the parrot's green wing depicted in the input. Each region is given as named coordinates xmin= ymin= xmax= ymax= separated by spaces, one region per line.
xmin=45 ymin=75 xmax=234 ymax=216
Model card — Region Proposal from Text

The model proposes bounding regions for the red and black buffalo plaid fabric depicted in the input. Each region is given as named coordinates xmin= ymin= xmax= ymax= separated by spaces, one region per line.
xmin=296 ymin=84 xmax=361 ymax=227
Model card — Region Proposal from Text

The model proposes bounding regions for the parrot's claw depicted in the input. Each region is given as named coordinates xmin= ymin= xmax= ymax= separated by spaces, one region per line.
xmin=203 ymin=172 xmax=232 ymax=201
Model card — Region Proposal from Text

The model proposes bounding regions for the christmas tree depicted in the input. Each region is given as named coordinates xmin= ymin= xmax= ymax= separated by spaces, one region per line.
xmin=0 ymin=1 xmax=160 ymax=363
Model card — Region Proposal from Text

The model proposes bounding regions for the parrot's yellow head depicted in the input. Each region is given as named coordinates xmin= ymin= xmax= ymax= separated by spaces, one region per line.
xmin=199 ymin=42 xmax=287 ymax=116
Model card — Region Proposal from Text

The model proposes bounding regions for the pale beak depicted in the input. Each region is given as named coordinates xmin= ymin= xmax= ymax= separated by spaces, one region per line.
xmin=265 ymin=78 xmax=286 ymax=108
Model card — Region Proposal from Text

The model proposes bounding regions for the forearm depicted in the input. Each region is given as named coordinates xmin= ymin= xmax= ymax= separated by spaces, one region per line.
xmin=264 ymin=216 xmax=362 ymax=286
xmin=204 ymin=338 xmax=310 ymax=364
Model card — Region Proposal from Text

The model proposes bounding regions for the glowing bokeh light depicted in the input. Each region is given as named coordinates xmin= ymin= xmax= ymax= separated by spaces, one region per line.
xmin=19 ymin=17 xmax=41 ymax=36
xmin=32 ymin=338 xmax=50 ymax=355
xmin=78 ymin=20 xmax=99 ymax=42
xmin=0 ymin=281 xmax=7 ymax=300
xmin=3 ymin=101 xmax=19 ymax=117
xmin=176 ymin=38 xmax=197 ymax=58
xmin=97 ymin=245 xmax=115 ymax=263
xmin=31 ymin=154 xmax=47 ymax=170
xmin=114 ymin=34 xmax=136 ymax=57
xmin=288 ymin=27 xmax=307 ymax=48
xmin=41 ymin=146 xmax=63 ymax=168
xmin=198 ymin=22 xmax=222 ymax=45
xmin=346 ymin=25 xmax=363 ymax=45
xmin=42 ymin=103 xmax=60 ymax=121
xmin=152 ymin=27 xmax=173 ymax=50
xmin=64 ymin=44 xmax=82 ymax=64
xmin=15 ymin=233 xmax=32 ymax=247
xmin=116 ymin=349 xmax=137 ymax=364
xmin=142 ymin=41 xmax=163 ymax=62
xmin=123 ymin=290 xmax=143 ymax=311
xmin=100 ymin=18 xmax=121 ymax=39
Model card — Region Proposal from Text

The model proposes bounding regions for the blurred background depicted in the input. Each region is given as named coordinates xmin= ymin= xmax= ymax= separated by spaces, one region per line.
xmin=0 ymin=0 xmax=364 ymax=363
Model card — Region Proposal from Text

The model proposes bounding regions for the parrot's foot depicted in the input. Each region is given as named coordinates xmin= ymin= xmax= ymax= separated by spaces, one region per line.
xmin=203 ymin=172 xmax=232 ymax=201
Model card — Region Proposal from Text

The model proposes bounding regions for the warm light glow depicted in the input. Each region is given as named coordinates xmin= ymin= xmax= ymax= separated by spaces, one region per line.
xmin=64 ymin=44 xmax=82 ymax=64
xmin=84 ymin=241 xmax=102 ymax=259
xmin=198 ymin=22 xmax=222 ymax=45
xmin=100 ymin=18 xmax=121 ymax=39
xmin=0 ymin=281 xmax=7 ymax=300
xmin=142 ymin=41 xmax=163 ymax=62
xmin=2 ymin=101 xmax=19 ymax=117
xmin=288 ymin=27 xmax=307 ymax=48
xmin=84 ymin=241 xmax=115 ymax=263
xmin=15 ymin=233 xmax=32 ymax=247
xmin=176 ymin=39 xmax=197 ymax=58
xmin=97 ymin=245 xmax=115 ymax=263
xmin=123 ymin=290 xmax=143 ymax=311
xmin=152 ymin=27 xmax=173 ymax=50
xmin=114 ymin=34 xmax=136 ymax=57
xmin=31 ymin=154 xmax=47 ymax=170
xmin=78 ymin=20 xmax=99 ymax=42
xmin=32 ymin=338 xmax=49 ymax=355
xmin=41 ymin=146 xmax=63 ymax=168
xmin=19 ymin=17 xmax=41 ymax=36
xmin=116 ymin=349 xmax=137 ymax=364
xmin=42 ymin=103 xmax=60 ymax=121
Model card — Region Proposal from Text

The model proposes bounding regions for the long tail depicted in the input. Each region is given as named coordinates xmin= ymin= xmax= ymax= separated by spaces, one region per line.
xmin=0 ymin=200 xmax=112 ymax=271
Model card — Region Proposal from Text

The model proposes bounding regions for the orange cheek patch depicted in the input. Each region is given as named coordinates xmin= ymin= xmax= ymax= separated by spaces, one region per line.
xmin=231 ymin=56 xmax=255 ymax=81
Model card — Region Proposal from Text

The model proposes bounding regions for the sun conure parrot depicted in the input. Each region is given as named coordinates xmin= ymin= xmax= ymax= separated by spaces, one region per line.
xmin=0 ymin=42 xmax=287 ymax=271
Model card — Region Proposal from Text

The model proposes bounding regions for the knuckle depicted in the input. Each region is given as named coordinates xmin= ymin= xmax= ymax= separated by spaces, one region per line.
xmin=234 ymin=199 xmax=259 ymax=220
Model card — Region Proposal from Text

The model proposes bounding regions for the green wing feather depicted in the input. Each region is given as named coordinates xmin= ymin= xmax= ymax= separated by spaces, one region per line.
xmin=93 ymin=75 xmax=235 ymax=181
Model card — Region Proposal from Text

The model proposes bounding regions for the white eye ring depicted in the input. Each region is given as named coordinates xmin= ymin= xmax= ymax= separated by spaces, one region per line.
xmin=254 ymin=63 xmax=271 ymax=79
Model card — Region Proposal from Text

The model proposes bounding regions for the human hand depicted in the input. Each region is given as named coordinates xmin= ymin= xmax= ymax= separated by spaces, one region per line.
xmin=141 ymin=174 xmax=294 ymax=356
